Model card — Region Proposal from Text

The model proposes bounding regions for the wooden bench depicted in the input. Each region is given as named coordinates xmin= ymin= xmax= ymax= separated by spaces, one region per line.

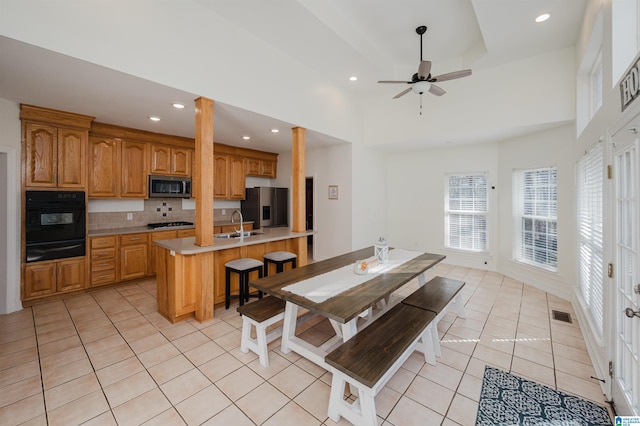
xmin=325 ymin=303 xmax=437 ymax=426
xmin=401 ymin=276 xmax=466 ymax=357
xmin=237 ymin=296 xmax=286 ymax=367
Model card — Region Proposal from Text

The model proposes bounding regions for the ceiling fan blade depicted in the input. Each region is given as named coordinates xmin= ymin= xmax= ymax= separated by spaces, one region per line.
xmin=431 ymin=69 xmax=472 ymax=82
xmin=393 ymin=87 xmax=412 ymax=99
xmin=429 ymin=84 xmax=446 ymax=96
xmin=378 ymin=80 xmax=411 ymax=84
xmin=418 ymin=61 xmax=431 ymax=80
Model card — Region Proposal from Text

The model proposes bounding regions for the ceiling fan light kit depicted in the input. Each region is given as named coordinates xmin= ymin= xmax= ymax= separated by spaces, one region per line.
xmin=377 ymin=24 xmax=472 ymax=110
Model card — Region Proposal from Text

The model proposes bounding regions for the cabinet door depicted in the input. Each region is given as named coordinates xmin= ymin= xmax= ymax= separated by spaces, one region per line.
xmin=213 ymin=155 xmax=229 ymax=198
xmin=150 ymin=145 xmax=171 ymax=175
xmin=24 ymin=261 xmax=57 ymax=298
xmin=121 ymin=244 xmax=148 ymax=281
xmin=88 ymin=137 xmax=119 ymax=197
xmin=121 ymin=141 xmax=149 ymax=198
xmin=171 ymin=148 xmax=191 ymax=176
xmin=229 ymin=156 xmax=246 ymax=199
xmin=245 ymin=158 xmax=261 ymax=176
xmin=57 ymin=258 xmax=86 ymax=292
xmin=149 ymin=230 xmax=176 ymax=275
xmin=261 ymin=160 xmax=276 ymax=178
xmin=57 ymin=128 xmax=86 ymax=188
xmin=24 ymin=123 xmax=57 ymax=187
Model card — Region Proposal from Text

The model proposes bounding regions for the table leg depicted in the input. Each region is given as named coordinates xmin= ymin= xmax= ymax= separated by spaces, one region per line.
xmin=418 ymin=272 xmax=427 ymax=287
xmin=281 ymin=301 xmax=298 ymax=354
xmin=341 ymin=319 xmax=358 ymax=341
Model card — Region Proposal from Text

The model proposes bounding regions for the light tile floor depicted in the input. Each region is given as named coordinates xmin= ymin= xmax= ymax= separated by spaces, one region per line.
xmin=0 ymin=263 xmax=612 ymax=425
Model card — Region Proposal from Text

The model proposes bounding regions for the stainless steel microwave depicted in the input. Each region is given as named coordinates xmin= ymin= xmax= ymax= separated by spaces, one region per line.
xmin=148 ymin=175 xmax=192 ymax=198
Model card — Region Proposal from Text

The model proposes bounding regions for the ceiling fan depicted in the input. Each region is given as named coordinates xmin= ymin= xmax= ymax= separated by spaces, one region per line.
xmin=378 ymin=25 xmax=472 ymax=100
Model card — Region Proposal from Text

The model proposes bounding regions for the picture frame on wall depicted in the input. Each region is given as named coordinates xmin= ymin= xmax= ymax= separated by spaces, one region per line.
xmin=328 ymin=185 xmax=338 ymax=200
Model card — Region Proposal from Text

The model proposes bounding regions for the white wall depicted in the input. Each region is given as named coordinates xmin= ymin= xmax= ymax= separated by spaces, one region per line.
xmin=0 ymin=99 xmax=22 ymax=314
xmin=386 ymin=143 xmax=499 ymax=269
xmin=497 ymin=125 xmax=575 ymax=300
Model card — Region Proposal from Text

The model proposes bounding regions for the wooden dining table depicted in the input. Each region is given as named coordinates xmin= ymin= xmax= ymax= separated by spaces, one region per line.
xmin=249 ymin=246 xmax=446 ymax=368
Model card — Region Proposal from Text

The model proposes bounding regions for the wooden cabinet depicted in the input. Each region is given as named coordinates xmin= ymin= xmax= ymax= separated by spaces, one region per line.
xmin=120 ymin=233 xmax=148 ymax=280
xmin=90 ymin=236 xmax=117 ymax=287
xmin=24 ymin=257 xmax=86 ymax=299
xmin=213 ymin=154 xmax=245 ymax=200
xmin=88 ymin=137 xmax=149 ymax=198
xmin=246 ymin=157 xmax=276 ymax=178
xmin=150 ymin=145 xmax=191 ymax=177
xmin=177 ymin=229 xmax=195 ymax=238
xmin=23 ymin=123 xmax=88 ymax=189
xmin=150 ymin=230 xmax=177 ymax=275
xmin=217 ymin=223 xmax=253 ymax=234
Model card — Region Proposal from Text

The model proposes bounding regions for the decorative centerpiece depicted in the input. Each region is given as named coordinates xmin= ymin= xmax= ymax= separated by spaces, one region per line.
xmin=354 ymin=257 xmax=377 ymax=275
xmin=374 ymin=237 xmax=389 ymax=264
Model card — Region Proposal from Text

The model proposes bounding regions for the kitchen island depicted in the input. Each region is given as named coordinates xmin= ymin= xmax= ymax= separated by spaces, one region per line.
xmin=153 ymin=227 xmax=313 ymax=323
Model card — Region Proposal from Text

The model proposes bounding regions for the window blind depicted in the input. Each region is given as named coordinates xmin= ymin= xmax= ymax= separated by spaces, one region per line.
xmin=445 ymin=173 xmax=488 ymax=252
xmin=512 ymin=167 xmax=558 ymax=270
xmin=577 ymin=143 xmax=604 ymax=337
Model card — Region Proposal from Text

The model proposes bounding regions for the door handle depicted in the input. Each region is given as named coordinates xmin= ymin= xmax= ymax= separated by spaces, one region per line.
xmin=624 ymin=307 xmax=640 ymax=318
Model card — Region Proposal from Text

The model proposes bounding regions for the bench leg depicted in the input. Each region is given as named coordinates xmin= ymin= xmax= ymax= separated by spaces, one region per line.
xmin=418 ymin=324 xmax=437 ymax=366
xmin=328 ymin=371 xmax=377 ymax=426
xmin=431 ymin=321 xmax=442 ymax=357
xmin=240 ymin=317 xmax=252 ymax=355
xmin=256 ymin=322 xmax=270 ymax=367
xmin=281 ymin=302 xmax=298 ymax=354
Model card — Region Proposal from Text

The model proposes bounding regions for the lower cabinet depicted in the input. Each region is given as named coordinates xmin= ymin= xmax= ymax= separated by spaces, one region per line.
xmin=150 ymin=230 xmax=177 ymax=276
xmin=120 ymin=233 xmax=148 ymax=281
xmin=90 ymin=236 xmax=117 ymax=287
xmin=24 ymin=257 xmax=86 ymax=299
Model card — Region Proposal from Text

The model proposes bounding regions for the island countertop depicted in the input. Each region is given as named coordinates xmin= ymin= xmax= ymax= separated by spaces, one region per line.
xmin=154 ymin=227 xmax=314 ymax=255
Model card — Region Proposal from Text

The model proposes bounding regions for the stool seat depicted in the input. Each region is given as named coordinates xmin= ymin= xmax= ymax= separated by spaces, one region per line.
xmin=263 ymin=251 xmax=297 ymax=262
xmin=226 ymin=258 xmax=263 ymax=271
xmin=263 ymin=251 xmax=297 ymax=277
xmin=225 ymin=258 xmax=263 ymax=309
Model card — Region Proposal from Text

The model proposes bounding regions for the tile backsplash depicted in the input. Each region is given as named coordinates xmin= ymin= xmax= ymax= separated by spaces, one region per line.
xmin=88 ymin=199 xmax=241 ymax=230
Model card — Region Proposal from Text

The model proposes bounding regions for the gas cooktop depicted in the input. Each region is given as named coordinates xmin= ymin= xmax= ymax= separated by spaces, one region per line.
xmin=147 ymin=221 xmax=194 ymax=229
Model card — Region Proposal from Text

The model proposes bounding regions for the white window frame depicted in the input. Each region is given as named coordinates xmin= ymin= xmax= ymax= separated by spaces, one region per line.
xmin=590 ymin=48 xmax=603 ymax=117
xmin=512 ymin=167 xmax=558 ymax=272
xmin=577 ymin=143 xmax=604 ymax=339
xmin=444 ymin=172 xmax=488 ymax=253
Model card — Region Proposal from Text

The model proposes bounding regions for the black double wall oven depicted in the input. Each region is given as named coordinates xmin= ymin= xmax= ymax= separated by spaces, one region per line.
xmin=25 ymin=190 xmax=86 ymax=263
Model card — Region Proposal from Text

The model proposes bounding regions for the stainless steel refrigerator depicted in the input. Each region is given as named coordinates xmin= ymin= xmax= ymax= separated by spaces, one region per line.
xmin=241 ymin=187 xmax=288 ymax=229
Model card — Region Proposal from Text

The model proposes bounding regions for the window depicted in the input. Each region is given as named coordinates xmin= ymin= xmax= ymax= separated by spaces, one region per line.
xmin=590 ymin=49 xmax=603 ymax=116
xmin=577 ymin=144 xmax=604 ymax=337
xmin=513 ymin=167 xmax=558 ymax=271
xmin=445 ymin=173 xmax=488 ymax=252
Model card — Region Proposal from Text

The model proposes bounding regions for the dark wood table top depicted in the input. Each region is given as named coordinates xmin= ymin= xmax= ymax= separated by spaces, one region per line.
xmin=249 ymin=246 xmax=445 ymax=324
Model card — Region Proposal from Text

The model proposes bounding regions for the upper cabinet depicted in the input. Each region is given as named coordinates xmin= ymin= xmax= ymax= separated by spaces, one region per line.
xmin=21 ymin=105 xmax=94 ymax=189
xmin=150 ymin=144 xmax=192 ymax=177
xmin=246 ymin=157 xmax=277 ymax=178
xmin=88 ymin=136 xmax=149 ymax=198
xmin=213 ymin=154 xmax=246 ymax=200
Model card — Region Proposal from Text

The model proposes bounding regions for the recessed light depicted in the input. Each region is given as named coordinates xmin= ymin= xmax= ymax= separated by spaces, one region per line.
xmin=535 ymin=13 xmax=550 ymax=23
xmin=172 ymin=103 xmax=185 ymax=109
xmin=349 ymin=76 xmax=358 ymax=81
xmin=270 ymin=128 xmax=280 ymax=133
xmin=242 ymin=136 xmax=251 ymax=140
xmin=149 ymin=116 xmax=161 ymax=122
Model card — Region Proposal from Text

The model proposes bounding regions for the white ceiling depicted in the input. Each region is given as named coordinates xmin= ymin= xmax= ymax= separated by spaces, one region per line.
xmin=0 ymin=0 xmax=586 ymax=153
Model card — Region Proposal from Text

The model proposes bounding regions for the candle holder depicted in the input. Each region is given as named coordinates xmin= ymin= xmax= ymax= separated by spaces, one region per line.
xmin=374 ymin=237 xmax=389 ymax=264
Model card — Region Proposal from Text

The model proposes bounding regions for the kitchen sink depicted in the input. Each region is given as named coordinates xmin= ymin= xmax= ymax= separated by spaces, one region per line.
xmin=214 ymin=231 xmax=264 ymax=239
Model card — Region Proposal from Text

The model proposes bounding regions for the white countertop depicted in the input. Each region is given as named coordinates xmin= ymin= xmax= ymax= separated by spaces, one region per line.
xmin=153 ymin=227 xmax=314 ymax=255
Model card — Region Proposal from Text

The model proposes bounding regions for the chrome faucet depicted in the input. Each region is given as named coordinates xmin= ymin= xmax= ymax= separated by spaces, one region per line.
xmin=230 ymin=209 xmax=244 ymax=238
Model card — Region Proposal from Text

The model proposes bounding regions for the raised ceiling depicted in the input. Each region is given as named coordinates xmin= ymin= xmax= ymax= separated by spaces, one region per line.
xmin=0 ymin=0 xmax=587 ymax=153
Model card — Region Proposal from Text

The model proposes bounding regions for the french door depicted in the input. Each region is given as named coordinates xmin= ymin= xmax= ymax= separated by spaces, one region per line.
xmin=612 ymin=130 xmax=640 ymax=416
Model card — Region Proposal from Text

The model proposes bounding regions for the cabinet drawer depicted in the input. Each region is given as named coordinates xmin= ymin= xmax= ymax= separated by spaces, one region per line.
xmin=91 ymin=236 xmax=116 ymax=249
xmin=91 ymin=259 xmax=116 ymax=272
xmin=120 ymin=233 xmax=148 ymax=245
xmin=91 ymin=269 xmax=116 ymax=286
xmin=177 ymin=229 xmax=195 ymax=238
xmin=91 ymin=247 xmax=116 ymax=260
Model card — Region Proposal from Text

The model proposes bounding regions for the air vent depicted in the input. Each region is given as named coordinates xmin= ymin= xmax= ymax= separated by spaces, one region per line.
xmin=552 ymin=310 xmax=572 ymax=323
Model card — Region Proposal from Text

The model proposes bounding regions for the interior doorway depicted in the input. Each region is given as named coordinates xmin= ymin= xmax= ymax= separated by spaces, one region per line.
xmin=306 ymin=177 xmax=314 ymax=259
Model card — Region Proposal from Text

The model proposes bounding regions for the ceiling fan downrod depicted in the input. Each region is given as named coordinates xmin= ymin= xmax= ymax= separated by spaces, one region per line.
xmin=416 ymin=26 xmax=427 ymax=62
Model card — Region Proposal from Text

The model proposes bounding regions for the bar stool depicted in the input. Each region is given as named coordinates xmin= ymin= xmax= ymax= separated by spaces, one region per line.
xmin=225 ymin=258 xmax=263 ymax=309
xmin=263 ymin=251 xmax=297 ymax=276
